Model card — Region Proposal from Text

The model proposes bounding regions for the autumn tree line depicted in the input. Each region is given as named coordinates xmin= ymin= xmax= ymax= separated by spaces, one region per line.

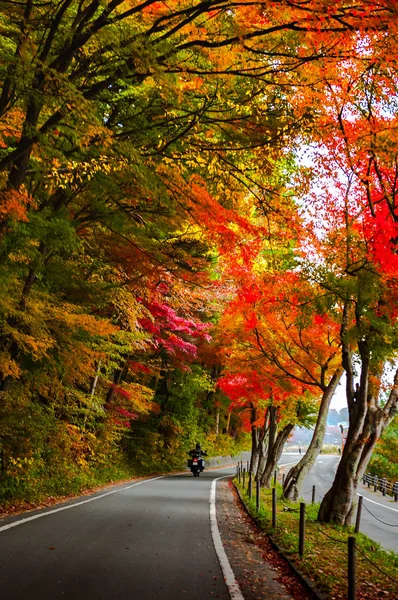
xmin=0 ymin=1 xmax=397 ymax=525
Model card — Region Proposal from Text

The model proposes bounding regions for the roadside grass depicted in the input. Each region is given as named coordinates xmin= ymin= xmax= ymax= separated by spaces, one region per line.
xmin=235 ymin=479 xmax=398 ymax=600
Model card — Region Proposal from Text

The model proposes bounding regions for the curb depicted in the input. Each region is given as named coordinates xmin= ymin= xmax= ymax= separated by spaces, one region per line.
xmin=233 ymin=482 xmax=328 ymax=600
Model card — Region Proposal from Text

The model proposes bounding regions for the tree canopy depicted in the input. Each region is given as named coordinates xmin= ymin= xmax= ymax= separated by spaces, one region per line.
xmin=1 ymin=0 xmax=398 ymax=523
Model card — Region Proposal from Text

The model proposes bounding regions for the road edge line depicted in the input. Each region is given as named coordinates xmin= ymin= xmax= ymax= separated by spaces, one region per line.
xmin=210 ymin=475 xmax=245 ymax=600
xmin=0 ymin=475 xmax=165 ymax=533
xmin=357 ymin=493 xmax=398 ymax=513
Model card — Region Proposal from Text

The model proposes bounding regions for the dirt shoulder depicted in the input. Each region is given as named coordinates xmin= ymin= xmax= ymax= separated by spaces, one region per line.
xmin=216 ymin=479 xmax=314 ymax=600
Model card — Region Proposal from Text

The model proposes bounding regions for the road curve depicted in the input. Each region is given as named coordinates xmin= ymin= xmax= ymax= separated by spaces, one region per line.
xmin=0 ymin=470 xmax=235 ymax=600
xmin=281 ymin=453 xmax=398 ymax=553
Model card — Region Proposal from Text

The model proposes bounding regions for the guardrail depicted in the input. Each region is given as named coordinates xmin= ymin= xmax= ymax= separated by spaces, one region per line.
xmin=362 ymin=473 xmax=398 ymax=501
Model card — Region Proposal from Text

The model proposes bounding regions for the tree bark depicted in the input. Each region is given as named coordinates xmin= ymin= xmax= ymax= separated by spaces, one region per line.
xmin=259 ymin=406 xmax=294 ymax=488
xmin=318 ymin=356 xmax=398 ymax=524
xmin=249 ymin=405 xmax=269 ymax=475
xmin=283 ymin=368 xmax=343 ymax=501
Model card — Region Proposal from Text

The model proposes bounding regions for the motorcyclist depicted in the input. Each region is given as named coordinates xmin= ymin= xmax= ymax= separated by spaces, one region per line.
xmin=188 ymin=443 xmax=207 ymax=471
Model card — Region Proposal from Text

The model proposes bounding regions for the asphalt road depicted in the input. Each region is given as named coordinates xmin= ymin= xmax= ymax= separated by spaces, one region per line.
xmin=0 ymin=471 xmax=234 ymax=600
xmin=1 ymin=455 xmax=396 ymax=600
xmin=279 ymin=453 xmax=398 ymax=554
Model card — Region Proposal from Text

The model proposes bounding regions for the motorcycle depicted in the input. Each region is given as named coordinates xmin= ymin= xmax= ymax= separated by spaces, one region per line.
xmin=187 ymin=454 xmax=205 ymax=477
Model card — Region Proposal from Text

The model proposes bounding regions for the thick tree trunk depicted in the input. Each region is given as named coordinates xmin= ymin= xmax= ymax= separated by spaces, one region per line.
xmin=259 ymin=405 xmax=294 ymax=488
xmin=255 ymin=431 xmax=268 ymax=481
xmin=249 ymin=404 xmax=262 ymax=474
xmin=260 ymin=423 xmax=294 ymax=487
xmin=318 ymin=353 xmax=398 ymax=524
xmin=283 ymin=368 xmax=343 ymax=501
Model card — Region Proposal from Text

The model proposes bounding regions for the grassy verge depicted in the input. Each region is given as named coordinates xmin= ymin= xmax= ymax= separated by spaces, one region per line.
xmin=235 ymin=479 xmax=398 ymax=600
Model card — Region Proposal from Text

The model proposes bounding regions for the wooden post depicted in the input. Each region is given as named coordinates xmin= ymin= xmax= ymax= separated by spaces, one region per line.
xmin=299 ymin=502 xmax=305 ymax=556
xmin=272 ymin=487 xmax=277 ymax=528
xmin=256 ymin=480 xmax=260 ymax=512
xmin=355 ymin=495 xmax=363 ymax=534
xmin=348 ymin=536 xmax=356 ymax=600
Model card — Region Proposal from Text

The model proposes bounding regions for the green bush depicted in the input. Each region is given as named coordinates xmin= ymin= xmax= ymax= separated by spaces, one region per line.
xmin=368 ymin=417 xmax=398 ymax=481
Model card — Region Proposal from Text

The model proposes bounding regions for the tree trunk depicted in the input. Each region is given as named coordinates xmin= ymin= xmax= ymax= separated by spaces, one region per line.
xmin=249 ymin=404 xmax=260 ymax=473
xmin=255 ymin=431 xmax=268 ymax=481
xmin=260 ymin=423 xmax=294 ymax=488
xmin=215 ymin=408 xmax=220 ymax=435
xmin=318 ymin=362 xmax=398 ymax=524
xmin=283 ymin=368 xmax=343 ymax=501
xmin=259 ymin=406 xmax=294 ymax=488
xmin=226 ymin=410 xmax=231 ymax=433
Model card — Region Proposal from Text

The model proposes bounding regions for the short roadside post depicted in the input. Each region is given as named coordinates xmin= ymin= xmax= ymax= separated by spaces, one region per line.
xmin=348 ymin=536 xmax=356 ymax=600
xmin=256 ymin=480 xmax=260 ymax=512
xmin=355 ymin=495 xmax=363 ymax=534
xmin=299 ymin=502 xmax=306 ymax=556
xmin=272 ymin=487 xmax=277 ymax=528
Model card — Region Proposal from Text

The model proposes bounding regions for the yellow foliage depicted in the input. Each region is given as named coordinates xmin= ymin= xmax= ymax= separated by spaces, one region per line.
xmin=0 ymin=353 xmax=22 ymax=378
xmin=61 ymin=307 xmax=119 ymax=337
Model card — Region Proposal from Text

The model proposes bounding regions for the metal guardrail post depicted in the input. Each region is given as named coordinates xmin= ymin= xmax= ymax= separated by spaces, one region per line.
xmin=364 ymin=473 xmax=398 ymax=499
xmin=394 ymin=482 xmax=398 ymax=502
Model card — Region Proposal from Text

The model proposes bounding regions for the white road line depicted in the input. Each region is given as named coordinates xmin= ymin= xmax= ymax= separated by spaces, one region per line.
xmin=358 ymin=494 xmax=398 ymax=513
xmin=210 ymin=476 xmax=245 ymax=600
xmin=0 ymin=476 xmax=165 ymax=533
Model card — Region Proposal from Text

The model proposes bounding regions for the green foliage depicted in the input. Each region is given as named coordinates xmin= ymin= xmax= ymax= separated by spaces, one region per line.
xmin=368 ymin=417 xmax=398 ymax=480
xmin=122 ymin=365 xmax=246 ymax=474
